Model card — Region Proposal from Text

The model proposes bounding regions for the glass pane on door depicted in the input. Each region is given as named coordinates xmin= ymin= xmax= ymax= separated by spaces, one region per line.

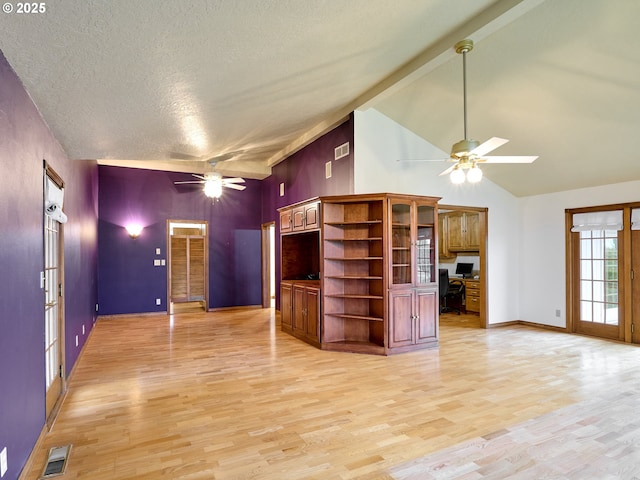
xmin=579 ymin=230 xmax=619 ymax=325
xmin=391 ymin=202 xmax=411 ymax=284
xmin=416 ymin=204 xmax=435 ymax=284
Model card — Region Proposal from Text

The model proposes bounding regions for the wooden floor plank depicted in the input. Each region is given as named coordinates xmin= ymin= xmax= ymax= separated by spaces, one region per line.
xmin=21 ymin=310 xmax=640 ymax=479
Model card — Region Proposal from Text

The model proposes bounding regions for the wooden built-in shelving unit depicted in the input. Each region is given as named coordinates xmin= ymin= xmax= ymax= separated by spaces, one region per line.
xmin=322 ymin=199 xmax=385 ymax=353
xmin=278 ymin=193 xmax=440 ymax=355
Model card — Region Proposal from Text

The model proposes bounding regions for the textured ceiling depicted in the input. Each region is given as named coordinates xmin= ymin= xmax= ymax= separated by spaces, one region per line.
xmin=1 ymin=0 xmax=639 ymax=196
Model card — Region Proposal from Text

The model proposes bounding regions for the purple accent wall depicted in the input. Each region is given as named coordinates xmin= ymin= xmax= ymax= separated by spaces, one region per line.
xmin=98 ymin=166 xmax=263 ymax=314
xmin=0 ymin=50 xmax=98 ymax=479
xmin=260 ymin=116 xmax=355 ymax=308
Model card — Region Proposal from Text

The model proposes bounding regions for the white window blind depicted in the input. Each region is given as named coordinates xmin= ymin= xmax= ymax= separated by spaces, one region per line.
xmin=571 ymin=210 xmax=622 ymax=232
xmin=632 ymin=209 xmax=640 ymax=230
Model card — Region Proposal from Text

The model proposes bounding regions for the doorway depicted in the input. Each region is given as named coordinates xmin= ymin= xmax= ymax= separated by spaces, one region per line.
xmin=44 ymin=164 xmax=65 ymax=423
xmin=167 ymin=221 xmax=208 ymax=312
xmin=437 ymin=205 xmax=488 ymax=328
xmin=261 ymin=222 xmax=276 ymax=308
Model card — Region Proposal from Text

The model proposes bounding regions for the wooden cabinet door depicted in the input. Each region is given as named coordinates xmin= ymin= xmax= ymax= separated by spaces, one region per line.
xmin=292 ymin=207 xmax=306 ymax=231
xmin=306 ymin=287 xmax=320 ymax=342
xmin=281 ymin=283 xmax=293 ymax=330
xmin=439 ymin=215 xmax=454 ymax=259
xmin=415 ymin=289 xmax=438 ymax=343
xmin=389 ymin=290 xmax=414 ymax=347
xmin=446 ymin=212 xmax=465 ymax=250
xmin=292 ymin=202 xmax=320 ymax=231
xmin=304 ymin=202 xmax=320 ymax=230
xmin=293 ymin=284 xmax=307 ymax=334
xmin=464 ymin=212 xmax=480 ymax=250
xmin=280 ymin=209 xmax=293 ymax=233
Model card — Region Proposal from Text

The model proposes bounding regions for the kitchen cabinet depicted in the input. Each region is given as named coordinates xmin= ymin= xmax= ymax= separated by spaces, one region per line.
xmin=443 ymin=211 xmax=480 ymax=252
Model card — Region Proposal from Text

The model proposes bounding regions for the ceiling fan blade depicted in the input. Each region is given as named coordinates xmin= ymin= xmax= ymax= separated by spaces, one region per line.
xmin=192 ymin=174 xmax=207 ymax=180
xmin=480 ymin=155 xmax=538 ymax=164
xmin=439 ymin=164 xmax=456 ymax=176
xmin=174 ymin=180 xmax=205 ymax=185
xmin=222 ymin=177 xmax=245 ymax=184
xmin=470 ymin=137 xmax=509 ymax=157
xmin=224 ymin=183 xmax=246 ymax=191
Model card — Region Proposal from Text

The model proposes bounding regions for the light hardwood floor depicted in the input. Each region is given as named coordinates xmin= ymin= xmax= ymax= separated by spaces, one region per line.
xmin=22 ymin=310 xmax=640 ymax=479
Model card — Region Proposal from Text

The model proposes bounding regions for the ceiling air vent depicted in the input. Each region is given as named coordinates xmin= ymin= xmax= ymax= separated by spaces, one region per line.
xmin=334 ymin=142 xmax=350 ymax=160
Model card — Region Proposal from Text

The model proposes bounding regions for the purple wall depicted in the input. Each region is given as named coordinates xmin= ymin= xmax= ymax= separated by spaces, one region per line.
xmin=98 ymin=166 xmax=263 ymax=314
xmin=260 ymin=116 xmax=355 ymax=309
xmin=0 ymin=51 xmax=98 ymax=479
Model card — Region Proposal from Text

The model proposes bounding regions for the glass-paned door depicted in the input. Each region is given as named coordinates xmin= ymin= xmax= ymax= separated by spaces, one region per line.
xmin=576 ymin=229 xmax=622 ymax=339
xmin=416 ymin=204 xmax=435 ymax=285
xmin=391 ymin=202 xmax=412 ymax=285
xmin=44 ymin=211 xmax=63 ymax=418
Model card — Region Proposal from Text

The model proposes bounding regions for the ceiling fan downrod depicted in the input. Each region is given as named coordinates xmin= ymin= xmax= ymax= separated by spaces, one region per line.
xmin=455 ymin=39 xmax=474 ymax=142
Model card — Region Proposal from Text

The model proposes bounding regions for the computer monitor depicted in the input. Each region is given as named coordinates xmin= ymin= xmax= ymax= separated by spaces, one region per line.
xmin=455 ymin=262 xmax=474 ymax=278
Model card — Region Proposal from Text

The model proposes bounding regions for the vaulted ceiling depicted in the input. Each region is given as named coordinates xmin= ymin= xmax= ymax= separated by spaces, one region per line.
xmin=1 ymin=0 xmax=638 ymax=196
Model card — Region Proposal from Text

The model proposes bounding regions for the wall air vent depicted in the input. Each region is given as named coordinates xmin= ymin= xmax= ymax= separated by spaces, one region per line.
xmin=334 ymin=142 xmax=350 ymax=160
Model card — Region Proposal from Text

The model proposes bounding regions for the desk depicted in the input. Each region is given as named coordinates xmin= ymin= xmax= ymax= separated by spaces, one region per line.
xmin=450 ymin=277 xmax=481 ymax=313
xmin=462 ymin=278 xmax=481 ymax=313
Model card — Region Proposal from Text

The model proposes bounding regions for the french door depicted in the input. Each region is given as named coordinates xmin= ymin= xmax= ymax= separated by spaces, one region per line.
xmin=573 ymin=228 xmax=622 ymax=339
xmin=44 ymin=168 xmax=65 ymax=421
xmin=568 ymin=205 xmax=640 ymax=342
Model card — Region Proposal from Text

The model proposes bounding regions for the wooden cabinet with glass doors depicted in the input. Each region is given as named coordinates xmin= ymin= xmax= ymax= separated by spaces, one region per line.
xmin=389 ymin=197 xmax=439 ymax=352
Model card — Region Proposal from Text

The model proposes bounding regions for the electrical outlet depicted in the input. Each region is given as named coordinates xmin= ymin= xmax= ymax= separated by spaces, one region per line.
xmin=0 ymin=446 xmax=7 ymax=477
xmin=555 ymin=309 xmax=561 ymax=317
xmin=95 ymin=303 xmax=99 ymax=312
xmin=279 ymin=183 xmax=285 ymax=196
xmin=75 ymin=335 xmax=78 ymax=347
xmin=156 ymin=298 xmax=161 ymax=306
xmin=82 ymin=324 xmax=85 ymax=335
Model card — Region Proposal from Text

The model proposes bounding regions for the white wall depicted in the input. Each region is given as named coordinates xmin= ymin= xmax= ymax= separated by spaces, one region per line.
xmin=518 ymin=180 xmax=640 ymax=327
xmin=353 ymin=109 xmax=521 ymax=324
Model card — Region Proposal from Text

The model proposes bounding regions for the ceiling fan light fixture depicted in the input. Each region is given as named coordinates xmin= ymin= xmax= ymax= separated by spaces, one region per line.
xmin=204 ymin=178 xmax=223 ymax=198
xmin=466 ymin=164 xmax=483 ymax=183
xmin=450 ymin=166 xmax=465 ymax=184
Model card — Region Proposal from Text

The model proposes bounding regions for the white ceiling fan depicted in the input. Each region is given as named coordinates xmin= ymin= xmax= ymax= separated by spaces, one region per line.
xmin=411 ymin=39 xmax=538 ymax=184
xmin=174 ymin=162 xmax=246 ymax=199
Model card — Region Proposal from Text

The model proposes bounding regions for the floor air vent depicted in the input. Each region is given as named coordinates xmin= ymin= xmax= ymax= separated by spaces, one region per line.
xmin=41 ymin=445 xmax=71 ymax=478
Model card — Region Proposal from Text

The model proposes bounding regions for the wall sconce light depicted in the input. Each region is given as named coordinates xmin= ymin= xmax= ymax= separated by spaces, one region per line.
xmin=125 ymin=224 xmax=143 ymax=238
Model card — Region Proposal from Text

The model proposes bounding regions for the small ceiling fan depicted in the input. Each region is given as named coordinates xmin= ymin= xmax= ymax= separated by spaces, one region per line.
xmin=174 ymin=168 xmax=246 ymax=199
xmin=409 ymin=39 xmax=538 ymax=184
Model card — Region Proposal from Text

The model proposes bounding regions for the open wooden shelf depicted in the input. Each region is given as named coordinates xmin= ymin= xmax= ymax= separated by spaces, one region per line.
xmin=325 ymin=313 xmax=383 ymax=322
xmin=325 ymin=294 xmax=384 ymax=299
